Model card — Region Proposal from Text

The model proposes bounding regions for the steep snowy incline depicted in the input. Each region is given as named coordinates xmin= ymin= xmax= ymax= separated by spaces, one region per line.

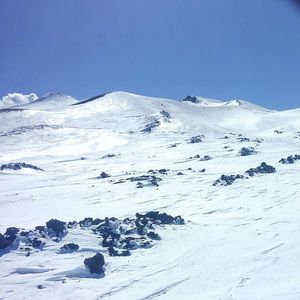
xmin=0 ymin=91 xmax=300 ymax=300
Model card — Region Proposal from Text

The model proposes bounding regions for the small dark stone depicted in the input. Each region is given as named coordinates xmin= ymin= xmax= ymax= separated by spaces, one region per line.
xmin=99 ymin=172 xmax=110 ymax=179
xmin=136 ymin=182 xmax=144 ymax=188
xmin=158 ymin=169 xmax=168 ymax=174
xmin=187 ymin=135 xmax=203 ymax=144
xmin=37 ymin=285 xmax=45 ymax=289
xmin=84 ymin=253 xmax=105 ymax=274
xmin=174 ymin=216 xmax=185 ymax=225
xmin=79 ymin=217 xmax=93 ymax=227
xmin=67 ymin=221 xmax=77 ymax=228
xmin=60 ymin=243 xmax=79 ymax=252
xmin=147 ymin=232 xmax=160 ymax=240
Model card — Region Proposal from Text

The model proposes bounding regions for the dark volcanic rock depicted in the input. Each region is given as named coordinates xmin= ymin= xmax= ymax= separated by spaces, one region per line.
xmin=26 ymin=237 xmax=45 ymax=249
xmin=245 ymin=162 xmax=276 ymax=176
xmin=187 ymin=135 xmax=203 ymax=144
xmin=136 ymin=211 xmax=184 ymax=225
xmin=108 ymin=246 xmax=131 ymax=257
xmin=0 ymin=162 xmax=44 ymax=172
xmin=0 ymin=234 xmax=11 ymax=249
xmin=84 ymin=253 xmax=105 ymax=274
xmin=79 ymin=217 xmax=93 ymax=227
xmin=60 ymin=243 xmax=79 ymax=253
xmin=141 ymin=118 xmax=160 ymax=133
xmin=147 ymin=231 xmax=161 ymax=240
xmin=0 ymin=227 xmax=19 ymax=250
xmin=213 ymin=174 xmax=245 ymax=186
xmin=98 ymin=172 xmax=110 ymax=179
xmin=129 ymin=175 xmax=161 ymax=187
xmin=239 ymin=147 xmax=257 ymax=156
xmin=279 ymin=154 xmax=300 ymax=164
xmin=46 ymin=219 xmax=67 ymax=236
xmin=182 ymin=95 xmax=199 ymax=103
xmin=160 ymin=110 xmax=171 ymax=119
xmin=67 ymin=221 xmax=77 ymax=228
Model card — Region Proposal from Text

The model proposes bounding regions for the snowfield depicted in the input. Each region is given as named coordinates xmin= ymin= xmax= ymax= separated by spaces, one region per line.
xmin=0 ymin=91 xmax=300 ymax=299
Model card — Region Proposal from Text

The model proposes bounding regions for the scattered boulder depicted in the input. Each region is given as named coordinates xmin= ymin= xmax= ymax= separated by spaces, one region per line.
xmin=26 ymin=237 xmax=45 ymax=249
xmin=245 ymin=162 xmax=276 ymax=176
xmin=0 ymin=227 xmax=20 ymax=250
xmin=147 ymin=231 xmax=161 ymax=240
xmin=128 ymin=175 xmax=161 ymax=188
xmin=279 ymin=154 xmax=300 ymax=164
xmin=213 ymin=174 xmax=245 ymax=186
xmin=187 ymin=135 xmax=203 ymax=144
xmin=160 ymin=110 xmax=171 ymax=119
xmin=98 ymin=172 xmax=110 ymax=179
xmin=141 ymin=118 xmax=160 ymax=133
xmin=60 ymin=243 xmax=79 ymax=253
xmin=67 ymin=221 xmax=77 ymax=228
xmin=0 ymin=234 xmax=12 ymax=250
xmin=239 ymin=147 xmax=257 ymax=156
xmin=182 ymin=95 xmax=199 ymax=103
xmin=46 ymin=219 xmax=67 ymax=237
xmin=0 ymin=162 xmax=44 ymax=172
xmin=84 ymin=253 xmax=105 ymax=274
xmin=79 ymin=217 xmax=93 ymax=227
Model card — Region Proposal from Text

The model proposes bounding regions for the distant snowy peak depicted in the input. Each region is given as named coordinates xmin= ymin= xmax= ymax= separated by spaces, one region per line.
xmin=22 ymin=92 xmax=78 ymax=109
xmin=182 ymin=95 xmax=268 ymax=111
xmin=0 ymin=93 xmax=38 ymax=108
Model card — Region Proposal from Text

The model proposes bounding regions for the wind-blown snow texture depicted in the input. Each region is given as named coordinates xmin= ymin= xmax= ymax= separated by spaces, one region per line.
xmin=1 ymin=91 xmax=300 ymax=299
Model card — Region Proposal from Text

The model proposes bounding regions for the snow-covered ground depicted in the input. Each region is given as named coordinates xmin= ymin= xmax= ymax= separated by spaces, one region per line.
xmin=0 ymin=91 xmax=300 ymax=299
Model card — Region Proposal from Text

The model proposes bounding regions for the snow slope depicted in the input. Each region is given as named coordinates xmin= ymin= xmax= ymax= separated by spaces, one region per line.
xmin=0 ymin=91 xmax=300 ymax=299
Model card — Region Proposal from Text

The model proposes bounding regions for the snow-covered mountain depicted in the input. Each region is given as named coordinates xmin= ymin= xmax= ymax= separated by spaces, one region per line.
xmin=1 ymin=91 xmax=300 ymax=299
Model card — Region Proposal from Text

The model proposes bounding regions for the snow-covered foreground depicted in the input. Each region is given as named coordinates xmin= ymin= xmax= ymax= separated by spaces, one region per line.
xmin=1 ymin=91 xmax=300 ymax=299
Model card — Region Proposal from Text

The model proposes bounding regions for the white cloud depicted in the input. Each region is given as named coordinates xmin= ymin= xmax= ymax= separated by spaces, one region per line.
xmin=0 ymin=93 xmax=38 ymax=108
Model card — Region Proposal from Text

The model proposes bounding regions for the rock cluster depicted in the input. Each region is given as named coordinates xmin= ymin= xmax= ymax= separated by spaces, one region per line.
xmin=214 ymin=162 xmax=276 ymax=186
xmin=279 ymin=154 xmax=300 ymax=164
xmin=0 ymin=162 xmax=44 ymax=172
xmin=0 ymin=211 xmax=185 ymax=278
xmin=239 ymin=147 xmax=257 ymax=156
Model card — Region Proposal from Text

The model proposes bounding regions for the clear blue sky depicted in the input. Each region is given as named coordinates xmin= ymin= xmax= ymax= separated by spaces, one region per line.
xmin=1 ymin=0 xmax=300 ymax=110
